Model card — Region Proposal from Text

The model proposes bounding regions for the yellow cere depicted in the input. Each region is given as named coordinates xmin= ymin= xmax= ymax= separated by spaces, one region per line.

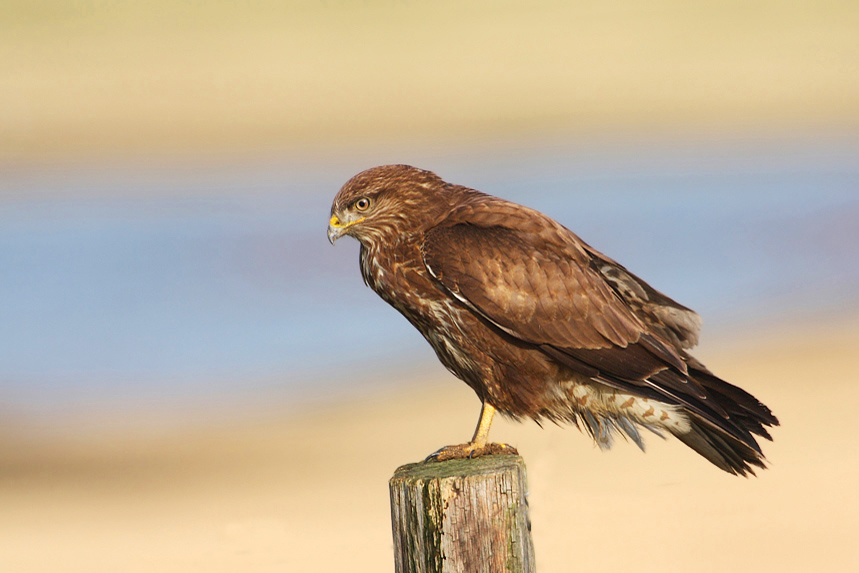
xmin=330 ymin=215 xmax=365 ymax=229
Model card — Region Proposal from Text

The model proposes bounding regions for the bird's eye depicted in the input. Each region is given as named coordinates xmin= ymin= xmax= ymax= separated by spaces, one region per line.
xmin=355 ymin=198 xmax=371 ymax=211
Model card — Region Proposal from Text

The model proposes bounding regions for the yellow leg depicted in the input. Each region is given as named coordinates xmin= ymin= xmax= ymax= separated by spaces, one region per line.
xmin=470 ymin=401 xmax=496 ymax=448
xmin=425 ymin=401 xmax=518 ymax=462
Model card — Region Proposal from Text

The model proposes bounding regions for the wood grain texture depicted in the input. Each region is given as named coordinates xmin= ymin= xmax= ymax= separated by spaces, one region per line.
xmin=389 ymin=455 xmax=534 ymax=573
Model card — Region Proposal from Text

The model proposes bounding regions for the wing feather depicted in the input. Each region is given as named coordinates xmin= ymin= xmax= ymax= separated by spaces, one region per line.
xmin=423 ymin=224 xmax=645 ymax=350
xmin=420 ymin=217 xmax=737 ymax=432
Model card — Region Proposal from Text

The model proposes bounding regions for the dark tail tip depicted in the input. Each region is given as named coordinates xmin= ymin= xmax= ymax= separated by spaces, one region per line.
xmin=673 ymin=416 xmax=769 ymax=477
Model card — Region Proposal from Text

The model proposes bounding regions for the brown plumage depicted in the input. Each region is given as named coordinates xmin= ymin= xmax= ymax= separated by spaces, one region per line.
xmin=328 ymin=164 xmax=778 ymax=476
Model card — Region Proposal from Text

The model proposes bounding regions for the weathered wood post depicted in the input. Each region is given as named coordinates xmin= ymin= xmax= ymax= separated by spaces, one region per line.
xmin=389 ymin=455 xmax=535 ymax=573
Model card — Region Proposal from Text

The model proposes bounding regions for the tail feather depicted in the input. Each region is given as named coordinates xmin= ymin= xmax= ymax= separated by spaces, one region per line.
xmin=693 ymin=368 xmax=779 ymax=435
xmin=547 ymin=341 xmax=779 ymax=475
xmin=673 ymin=366 xmax=778 ymax=475
xmin=673 ymin=414 xmax=769 ymax=476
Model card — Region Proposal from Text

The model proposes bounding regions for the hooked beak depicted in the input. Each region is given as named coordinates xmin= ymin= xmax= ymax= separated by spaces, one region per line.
xmin=327 ymin=213 xmax=364 ymax=245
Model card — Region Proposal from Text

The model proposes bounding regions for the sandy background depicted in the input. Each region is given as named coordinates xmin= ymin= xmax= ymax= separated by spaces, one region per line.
xmin=2 ymin=316 xmax=857 ymax=572
xmin=2 ymin=1 xmax=859 ymax=571
xmin=2 ymin=1 xmax=858 ymax=166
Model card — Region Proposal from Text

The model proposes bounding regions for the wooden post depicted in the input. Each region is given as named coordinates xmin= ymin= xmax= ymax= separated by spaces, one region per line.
xmin=389 ymin=455 xmax=535 ymax=573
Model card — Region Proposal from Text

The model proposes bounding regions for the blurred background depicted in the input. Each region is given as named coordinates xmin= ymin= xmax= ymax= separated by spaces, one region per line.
xmin=1 ymin=2 xmax=858 ymax=572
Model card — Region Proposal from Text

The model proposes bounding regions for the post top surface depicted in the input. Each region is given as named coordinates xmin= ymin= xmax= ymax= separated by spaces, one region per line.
xmin=391 ymin=455 xmax=526 ymax=482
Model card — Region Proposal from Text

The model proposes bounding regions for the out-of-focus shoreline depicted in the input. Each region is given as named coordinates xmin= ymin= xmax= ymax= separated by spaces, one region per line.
xmin=1 ymin=307 xmax=855 ymax=445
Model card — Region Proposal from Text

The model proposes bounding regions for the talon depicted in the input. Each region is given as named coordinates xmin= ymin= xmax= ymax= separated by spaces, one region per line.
xmin=424 ymin=442 xmax=518 ymax=462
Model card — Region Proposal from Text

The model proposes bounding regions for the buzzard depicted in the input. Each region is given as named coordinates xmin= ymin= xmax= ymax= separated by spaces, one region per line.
xmin=328 ymin=165 xmax=778 ymax=475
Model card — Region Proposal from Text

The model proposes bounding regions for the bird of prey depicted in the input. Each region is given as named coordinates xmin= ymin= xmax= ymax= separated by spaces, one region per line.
xmin=328 ymin=164 xmax=778 ymax=475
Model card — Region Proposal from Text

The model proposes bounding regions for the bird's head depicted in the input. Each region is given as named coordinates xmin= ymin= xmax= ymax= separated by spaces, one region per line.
xmin=328 ymin=164 xmax=449 ymax=246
